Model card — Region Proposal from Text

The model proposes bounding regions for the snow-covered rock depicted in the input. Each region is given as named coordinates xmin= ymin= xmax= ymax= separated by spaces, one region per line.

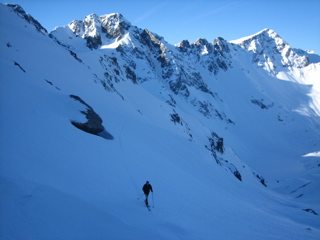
xmin=231 ymin=28 xmax=311 ymax=73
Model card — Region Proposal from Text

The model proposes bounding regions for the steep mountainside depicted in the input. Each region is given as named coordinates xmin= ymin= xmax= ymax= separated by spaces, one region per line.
xmin=1 ymin=4 xmax=319 ymax=240
xmin=49 ymin=7 xmax=320 ymax=180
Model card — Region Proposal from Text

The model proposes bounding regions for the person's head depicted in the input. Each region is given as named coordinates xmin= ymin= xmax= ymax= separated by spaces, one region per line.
xmin=146 ymin=181 xmax=149 ymax=184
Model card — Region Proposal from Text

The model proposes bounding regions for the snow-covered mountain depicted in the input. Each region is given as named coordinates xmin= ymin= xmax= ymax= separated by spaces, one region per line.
xmin=1 ymin=4 xmax=319 ymax=240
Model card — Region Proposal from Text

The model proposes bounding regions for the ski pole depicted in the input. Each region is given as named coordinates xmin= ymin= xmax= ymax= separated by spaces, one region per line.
xmin=152 ymin=192 xmax=154 ymax=208
xmin=137 ymin=193 xmax=144 ymax=200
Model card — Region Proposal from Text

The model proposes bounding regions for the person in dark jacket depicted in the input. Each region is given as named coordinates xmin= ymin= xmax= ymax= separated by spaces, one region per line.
xmin=142 ymin=181 xmax=153 ymax=207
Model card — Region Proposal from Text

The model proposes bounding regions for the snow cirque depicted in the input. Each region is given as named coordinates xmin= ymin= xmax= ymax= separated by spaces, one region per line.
xmin=0 ymin=3 xmax=319 ymax=240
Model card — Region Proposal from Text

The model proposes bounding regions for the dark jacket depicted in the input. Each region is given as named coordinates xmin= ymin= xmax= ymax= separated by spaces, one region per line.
xmin=142 ymin=183 xmax=153 ymax=195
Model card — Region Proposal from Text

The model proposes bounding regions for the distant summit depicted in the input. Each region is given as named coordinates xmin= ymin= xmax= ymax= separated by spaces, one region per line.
xmin=56 ymin=13 xmax=133 ymax=49
xmin=231 ymin=28 xmax=310 ymax=72
xmin=48 ymin=9 xmax=319 ymax=74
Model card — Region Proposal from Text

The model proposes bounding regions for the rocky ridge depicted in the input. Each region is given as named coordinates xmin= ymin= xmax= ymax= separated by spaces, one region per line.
xmin=5 ymin=4 xmax=320 ymax=186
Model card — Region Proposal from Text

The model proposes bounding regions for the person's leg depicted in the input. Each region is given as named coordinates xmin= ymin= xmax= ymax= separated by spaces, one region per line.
xmin=144 ymin=193 xmax=149 ymax=206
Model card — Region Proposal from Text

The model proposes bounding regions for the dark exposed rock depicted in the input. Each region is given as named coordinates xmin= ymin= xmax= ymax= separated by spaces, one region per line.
xmin=69 ymin=50 xmax=83 ymax=62
xmin=139 ymin=29 xmax=162 ymax=57
xmin=7 ymin=4 xmax=47 ymax=34
xmin=13 ymin=61 xmax=25 ymax=72
xmin=195 ymin=38 xmax=209 ymax=46
xmin=290 ymin=182 xmax=312 ymax=194
xmin=303 ymin=209 xmax=318 ymax=215
xmin=86 ymin=35 xmax=102 ymax=49
xmin=251 ymin=99 xmax=274 ymax=109
xmin=125 ymin=66 xmax=137 ymax=83
xmin=69 ymin=95 xmax=113 ymax=139
xmin=169 ymin=80 xmax=189 ymax=97
xmin=253 ymin=173 xmax=267 ymax=187
xmin=213 ymin=37 xmax=230 ymax=54
xmin=205 ymin=131 xmax=244 ymax=182
xmin=166 ymin=94 xmax=176 ymax=107
xmin=216 ymin=58 xmax=228 ymax=71
xmin=170 ymin=113 xmax=181 ymax=125
xmin=208 ymin=131 xmax=224 ymax=154
xmin=177 ymin=40 xmax=190 ymax=51
xmin=101 ymin=13 xmax=130 ymax=39
xmin=84 ymin=16 xmax=101 ymax=47
xmin=233 ymin=170 xmax=242 ymax=181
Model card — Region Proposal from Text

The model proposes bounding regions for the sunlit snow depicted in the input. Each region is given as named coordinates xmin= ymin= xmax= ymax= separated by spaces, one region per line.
xmin=0 ymin=3 xmax=319 ymax=240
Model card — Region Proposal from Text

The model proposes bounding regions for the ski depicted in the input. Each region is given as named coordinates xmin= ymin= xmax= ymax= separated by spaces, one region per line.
xmin=145 ymin=203 xmax=151 ymax=211
xmin=146 ymin=205 xmax=151 ymax=211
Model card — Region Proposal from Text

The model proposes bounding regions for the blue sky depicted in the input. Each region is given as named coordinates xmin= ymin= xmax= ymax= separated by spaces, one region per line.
xmin=5 ymin=0 xmax=320 ymax=53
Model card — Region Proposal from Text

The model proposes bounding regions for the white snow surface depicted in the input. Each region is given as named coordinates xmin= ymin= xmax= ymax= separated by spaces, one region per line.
xmin=0 ymin=4 xmax=320 ymax=240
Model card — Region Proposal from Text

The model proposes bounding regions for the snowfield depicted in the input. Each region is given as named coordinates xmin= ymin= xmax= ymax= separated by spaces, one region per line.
xmin=0 ymin=3 xmax=319 ymax=240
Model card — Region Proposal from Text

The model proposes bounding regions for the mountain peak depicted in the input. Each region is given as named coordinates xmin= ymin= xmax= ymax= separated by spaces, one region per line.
xmin=57 ymin=12 xmax=133 ymax=49
xmin=231 ymin=28 xmax=310 ymax=72
xmin=230 ymin=28 xmax=284 ymax=49
xmin=100 ymin=13 xmax=131 ymax=40
xmin=101 ymin=13 xmax=131 ymax=25
xmin=256 ymin=28 xmax=273 ymax=35
xmin=213 ymin=37 xmax=230 ymax=53
xmin=195 ymin=38 xmax=209 ymax=46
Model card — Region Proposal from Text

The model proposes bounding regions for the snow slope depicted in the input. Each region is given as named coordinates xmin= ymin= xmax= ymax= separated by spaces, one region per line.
xmin=0 ymin=4 xmax=319 ymax=240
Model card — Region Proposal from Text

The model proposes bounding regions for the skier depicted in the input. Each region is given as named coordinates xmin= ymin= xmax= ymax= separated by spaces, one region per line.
xmin=142 ymin=181 xmax=153 ymax=207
